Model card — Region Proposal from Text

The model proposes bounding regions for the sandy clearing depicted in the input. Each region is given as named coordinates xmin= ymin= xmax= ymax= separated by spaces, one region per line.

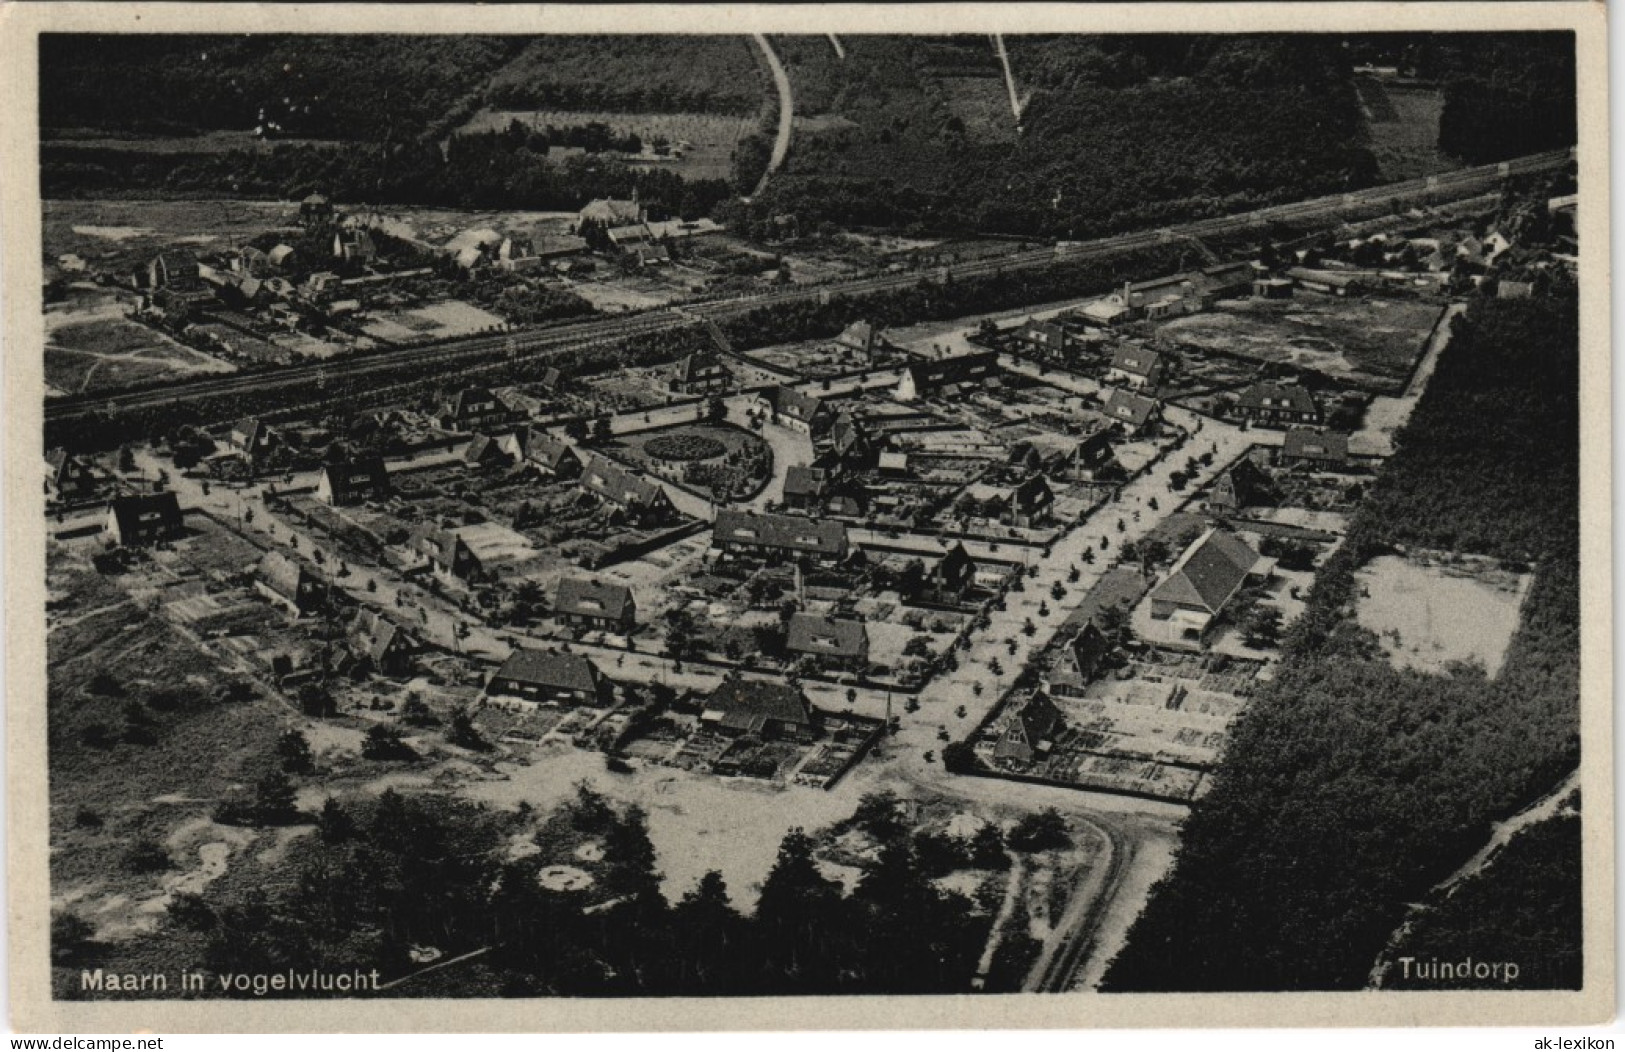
xmin=1355 ymin=554 xmax=1531 ymax=677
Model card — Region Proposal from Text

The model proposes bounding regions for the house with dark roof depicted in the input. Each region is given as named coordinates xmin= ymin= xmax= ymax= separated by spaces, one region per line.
xmin=1107 ymin=347 xmax=1166 ymax=390
xmin=825 ymin=414 xmax=876 ymax=471
xmin=993 ymin=692 xmax=1064 ymax=764
xmin=670 ymin=351 xmax=731 ymax=394
xmin=554 ymin=577 xmax=637 ymax=633
xmin=439 ymin=387 xmax=521 ymax=433
xmin=1279 ymin=428 xmax=1352 ymax=470
xmin=1286 ymin=267 xmax=1369 ymax=297
xmin=228 ymin=418 xmax=278 ymax=462
xmin=781 ymin=466 xmax=864 ymax=518
xmin=1234 ymin=383 xmax=1320 ymax=428
xmin=347 ymin=609 xmax=416 ymax=677
xmin=760 ymin=386 xmax=832 ymax=434
xmin=1008 ymin=474 xmax=1055 ymax=528
xmin=409 ymin=525 xmax=483 ymax=584
xmin=1012 ymin=318 xmax=1075 ymax=356
xmin=579 ymin=198 xmax=642 ymax=228
xmin=316 ymin=458 xmax=391 ymax=506
xmin=462 ymin=433 xmax=514 ymax=470
xmin=1103 ymin=389 xmax=1161 ymax=434
xmin=786 ymin=614 xmax=870 ymax=673
xmin=1047 ymin=621 xmax=1112 ymax=698
xmin=45 ymin=450 xmax=99 ymax=503
xmin=255 ymin=550 xmax=326 ymax=618
xmin=1061 ymin=430 xmax=1118 ymax=482
xmin=486 ymin=649 xmax=608 ymax=710
xmin=894 ymin=351 xmax=1000 ymax=402
xmin=502 ymin=429 xmax=582 ymax=480
xmin=929 ymin=543 xmax=978 ymax=600
xmin=105 ymin=492 xmax=183 ymax=546
xmin=578 ymin=457 xmax=678 ymax=526
xmin=711 ymin=509 xmax=848 ymax=565
xmin=1204 ymin=458 xmax=1275 ymax=516
xmin=700 ymin=677 xmax=819 ymax=740
xmin=1146 ymin=528 xmax=1274 ymax=648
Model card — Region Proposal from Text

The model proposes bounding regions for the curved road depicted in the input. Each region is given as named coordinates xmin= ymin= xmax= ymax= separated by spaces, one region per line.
xmin=750 ymin=33 xmax=794 ymax=199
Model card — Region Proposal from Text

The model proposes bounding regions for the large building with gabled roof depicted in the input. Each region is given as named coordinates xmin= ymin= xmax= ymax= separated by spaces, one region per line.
xmin=1146 ymin=527 xmax=1274 ymax=648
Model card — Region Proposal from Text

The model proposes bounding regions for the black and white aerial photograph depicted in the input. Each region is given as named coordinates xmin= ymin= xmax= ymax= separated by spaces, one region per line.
xmin=5 ymin=1 xmax=1610 ymax=1036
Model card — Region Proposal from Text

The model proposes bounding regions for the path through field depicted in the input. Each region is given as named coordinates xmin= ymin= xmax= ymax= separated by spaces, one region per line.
xmin=751 ymin=34 xmax=794 ymax=198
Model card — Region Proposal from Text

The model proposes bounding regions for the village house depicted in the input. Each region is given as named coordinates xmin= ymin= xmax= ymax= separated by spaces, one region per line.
xmin=485 ymin=649 xmax=609 ymax=710
xmin=44 ymin=450 xmax=99 ymax=504
xmin=578 ymin=457 xmax=679 ymax=527
xmin=553 ymin=577 xmax=637 ymax=634
xmin=1011 ymin=318 xmax=1075 ymax=357
xmin=1204 ymin=458 xmax=1275 ymax=516
xmin=1286 ymin=267 xmax=1369 ymax=297
xmin=1047 ymin=621 xmax=1112 ymax=698
xmin=1106 ymin=347 xmax=1167 ymax=390
xmin=928 ymin=542 xmax=978 ymax=601
xmin=1146 ymin=527 xmax=1275 ymax=649
xmin=669 ymin=351 xmax=730 ymax=394
xmin=1103 ymin=389 xmax=1161 ymax=435
xmin=700 ymin=677 xmax=820 ymax=741
xmin=255 ymin=550 xmax=327 ymax=618
xmin=462 ymin=433 xmax=514 ymax=471
xmin=409 ymin=525 xmax=483 ymax=584
xmin=833 ymin=320 xmax=887 ymax=360
xmin=781 ymin=466 xmax=863 ymax=518
xmin=300 ymin=192 xmax=334 ymax=226
xmin=1061 ymin=430 xmax=1119 ymax=482
xmin=104 ymin=492 xmax=183 ymax=546
xmin=1279 ymin=428 xmax=1352 ymax=471
xmin=439 ymin=386 xmax=522 ymax=433
xmin=1008 ymin=474 xmax=1055 ymax=527
xmin=316 ymin=458 xmax=391 ymax=507
xmin=500 ymin=429 xmax=583 ymax=480
xmin=786 ymin=613 xmax=870 ymax=674
xmin=579 ymin=197 xmax=643 ymax=229
xmin=993 ymin=692 xmax=1064 ymax=764
xmin=894 ymin=351 xmax=1000 ymax=402
xmin=1234 ymin=382 xmax=1321 ymax=428
xmin=711 ymin=509 xmax=849 ymax=566
xmin=877 ymin=451 xmax=910 ymax=479
xmin=332 ymin=228 xmax=376 ymax=264
xmin=760 ymin=386 xmax=833 ymax=434
xmin=825 ymin=414 xmax=877 ymax=472
xmin=227 ymin=418 xmax=278 ymax=463
xmin=346 ymin=608 xmax=416 ymax=677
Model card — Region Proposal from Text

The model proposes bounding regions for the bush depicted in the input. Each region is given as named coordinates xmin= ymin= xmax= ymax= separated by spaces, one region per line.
xmin=122 ymin=838 xmax=172 ymax=873
xmin=1008 ymin=808 xmax=1071 ymax=853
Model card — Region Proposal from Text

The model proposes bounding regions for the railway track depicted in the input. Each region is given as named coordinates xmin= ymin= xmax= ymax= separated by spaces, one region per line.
xmin=45 ymin=147 xmax=1572 ymax=425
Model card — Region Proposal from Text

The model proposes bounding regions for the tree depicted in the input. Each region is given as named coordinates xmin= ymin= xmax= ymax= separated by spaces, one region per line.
xmin=754 ymin=827 xmax=848 ymax=993
xmin=564 ymin=418 xmax=589 ymax=442
xmin=971 ymin=823 xmax=1010 ymax=869
xmin=362 ymin=724 xmax=415 ymax=761
xmin=253 ymin=770 xmax=301 ymax=825
xmin=706 ymin=396 xmax=728 ymax=422
xmin=123 ymin=838 xmax=171 ymax=873
xmin=277 ymin=729 xmax=315 ymax=774
xmin=942 ymin=740 xmax=979 ymax=774
xmin=316 ymin=797 xmax=356 ymax=843
xmin=1244 ymin=606 xmax=1283 ymax=649
xmin=51 ymin=911 xmax=95 ymax=964
xmin=591 ymin=416 xmax=614 ymax=443
xmin=1008 ymin=808 xmax=1071 ymax=853
xmin=447 ymin=707 xmax=489 ymax=751
xmin=669 ymin=871 xmax=747 ymax=993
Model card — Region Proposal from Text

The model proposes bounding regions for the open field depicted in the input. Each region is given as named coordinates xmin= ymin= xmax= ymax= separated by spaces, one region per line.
xmin=44 ymin=199 xmax=299 ymax=275
xmin=1156 ymin=296 xmax=1445 ymax=392
xmin=1354 ymin=553 xmax=1532 ymax=677
xmin=363 ymin=301 xmax=508 ymax=342
xmin=1357 ymin=79 xmax=1459 ymax=182
xmin=46 ymin=316 xmax=235 ymax=394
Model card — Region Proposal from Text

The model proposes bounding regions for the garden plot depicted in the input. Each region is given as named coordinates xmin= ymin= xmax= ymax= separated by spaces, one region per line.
xmin=363 ymin=300 xmax=506 ymax=342
xmin=1155 ymin=297 xmax=1445 ymax=393
xmin=1355 ymin=553 xmax=1532 ymax=677
xmin=457 ymin=521 xmax=538 ymax=569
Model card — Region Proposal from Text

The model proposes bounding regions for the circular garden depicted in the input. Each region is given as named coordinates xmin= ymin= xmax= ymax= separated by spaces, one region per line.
xmin=644 ymin=433 xmax=728 ymax=462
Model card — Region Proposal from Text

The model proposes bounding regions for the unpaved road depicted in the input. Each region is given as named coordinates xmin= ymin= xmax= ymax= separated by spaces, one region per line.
xmin=751 ymin=34 xmax=794 ymax=198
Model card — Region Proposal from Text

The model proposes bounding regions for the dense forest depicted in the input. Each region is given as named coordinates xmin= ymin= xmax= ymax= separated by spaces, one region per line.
xmin=39 ymin=33 xmax=1575 ymax=238
xmin=1102 ymin=293 xmax=1582 ymax=991
xmin=39 ymin=35 xmax=521 ymax=141
xmin=752 ymin=35 xmax=1380 ymax=239
xmin=56 ymin=786 xmax=998 ymax=998
xmin=484 ymin=35 xmax=765 ymax=116
xmin=1382 ymin=805 xmax=1582 ymax=990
